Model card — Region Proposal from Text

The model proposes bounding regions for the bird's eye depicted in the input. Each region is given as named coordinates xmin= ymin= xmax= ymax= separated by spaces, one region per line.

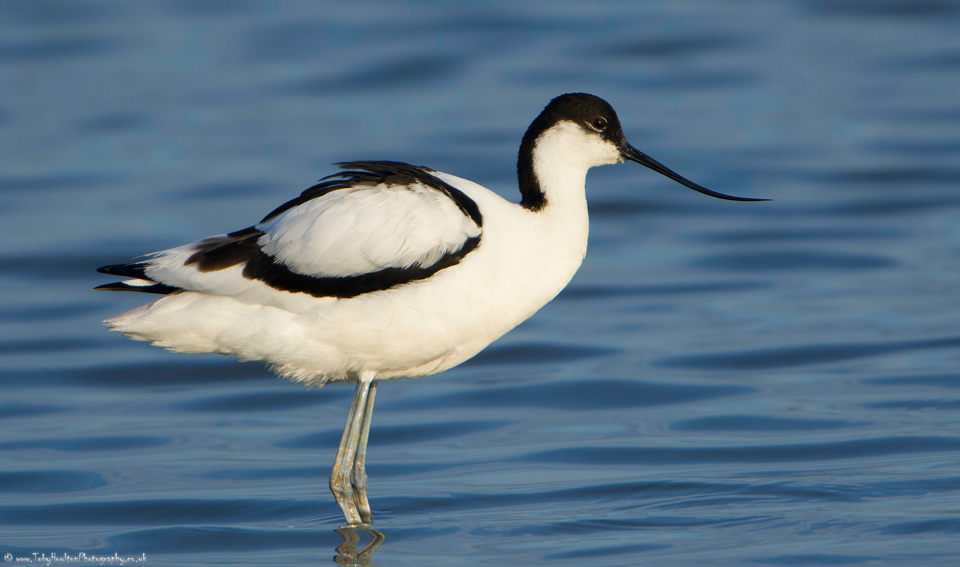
xmin=591 ymin=117 xmax=607 ymax=131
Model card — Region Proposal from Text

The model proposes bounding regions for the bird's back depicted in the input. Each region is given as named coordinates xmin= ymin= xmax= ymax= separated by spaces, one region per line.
xmin=100 ymin=163 xmax=590 ymax=387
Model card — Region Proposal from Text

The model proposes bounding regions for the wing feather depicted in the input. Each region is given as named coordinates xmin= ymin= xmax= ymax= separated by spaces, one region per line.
xmin=96 ymin=162 xmax=484 ymax=300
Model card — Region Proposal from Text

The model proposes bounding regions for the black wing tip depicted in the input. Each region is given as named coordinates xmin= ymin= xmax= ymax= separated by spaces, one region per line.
xmin=93 ymin=282 xmax=132 ymax=292
xmin=333 ymin=159 xmax=432 ymax=171
xmin=96 ymin=261 xmax=180 ymax=295
xmin=262 ymin=160 xmax=480 ymax=227
xmin=94 ymin=281 xmax=180 ymax=295
xmin=331 ymin=160 xmax=442 ymax=179
xmin=97 ymin=262 xmax=149 ymax=278
xmin=227 ymin=226 xmax=262 ymax=238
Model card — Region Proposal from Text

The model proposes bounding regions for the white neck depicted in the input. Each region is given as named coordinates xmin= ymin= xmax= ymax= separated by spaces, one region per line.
xmin=513 ymin=125 xmax=598 ymax=299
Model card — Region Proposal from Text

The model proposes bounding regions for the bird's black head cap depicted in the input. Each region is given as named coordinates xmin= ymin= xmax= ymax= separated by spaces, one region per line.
xmin=518 ymin=93 xmax=767 ymax=209
xmin=518 ymin=93 xmax=625 ymax=211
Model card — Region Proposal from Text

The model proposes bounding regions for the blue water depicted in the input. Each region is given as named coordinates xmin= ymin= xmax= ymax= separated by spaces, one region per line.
xmin=2 ymin=1 xmax=960 ymax=565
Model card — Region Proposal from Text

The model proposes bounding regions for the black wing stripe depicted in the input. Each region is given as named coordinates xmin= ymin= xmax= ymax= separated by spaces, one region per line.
xmin=259 ymin=160 xmax=483 ymax=227
xmin=185 ymin=228 xmax=264 ymax=273
xmin=94 ymin=281 xmax=181 ymax=295
xmin=95 ymin=262 xmax=183 ymax=295
xmin=243 ymin=236 xmax=481 ymax=299
xmin=97 ymin=262 xmax=150 ymax=278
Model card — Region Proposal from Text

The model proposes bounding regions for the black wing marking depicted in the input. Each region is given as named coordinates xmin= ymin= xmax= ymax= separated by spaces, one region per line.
xmin=95 ymin=227 xmax=264 ymax=295
xmin=93 ymin=281 xmax=181 ymax=294
xmin=97 ymin=261 xmax=150 ymax=279
xmin=184 ymin=227 xmax=264 ymax=272
xmin=96 ymin=161 xmax=484 ymax=299
xmin=95 ymin=261 xmax=182 ymax=294
xmin=260 ymin=160 xmax=483 ymax=227
xmin=240 ymin=236 xmax=481 ymax=299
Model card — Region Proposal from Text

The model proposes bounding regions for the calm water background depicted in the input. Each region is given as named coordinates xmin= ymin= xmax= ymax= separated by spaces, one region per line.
xmin=2 ymin=1 xmax=960 ymax=565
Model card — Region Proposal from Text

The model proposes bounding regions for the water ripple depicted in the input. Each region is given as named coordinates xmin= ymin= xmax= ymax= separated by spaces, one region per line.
xmin=174 ymin=391 xmax=322 ymax=413
xmin=692 ymin=250 xmax=895 ymax=272
xmin=0 ymin=37 xmax=116 ymax=61
xmin=0 ymin=471 xmax=106 ymax=493
xmin=0 ymin=403 xmax=65 ymax=419
xmin=527 ymin=436 xmax=960 ymax=466
xmin=278 ymin=420 xmax=507 ymax=449
xmin=68 ymin=361 xmax=269 ymax=388
xmin=881 ymin=519 xmax=960 ymax=535
xmin=864 ymin=374 xmax=960 ymax=389
xmin=285 ymin=55 xmax=464 ymax=95
xmin=398 ymin=379 xmax=751 ymax=410
xmin=0 ymin=436 xmax=168 ymax=453
xmin=804 ymin=0 xmax=958 ymax=18
xmin=658 ymin=336 xmax=960 ymax=370
xmin=544 ymin=543 xmax=672 ymax=560
xmin=672 ymin=415 xmax=866 ymax=432
xmin=0 ymin=499 xmax=309 ymax=526
xmin=595 ymin=35 xmax=746 ymax=60
xmin=468 ymin=342 xmax=618 ymax=366
xmin=561 ymin=281 xmax=768 ymax=299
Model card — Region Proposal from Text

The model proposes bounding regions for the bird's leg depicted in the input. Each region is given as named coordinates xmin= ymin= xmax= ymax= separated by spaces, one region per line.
xmin=330 ymin=378 xmax=372 ymax=526
xmin=352 ymin=381 xmax=377 ymax=524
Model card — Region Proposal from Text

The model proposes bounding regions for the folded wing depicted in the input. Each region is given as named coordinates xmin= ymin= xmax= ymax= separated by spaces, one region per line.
xmin=96 ymin=161 xmax=484 ymax=300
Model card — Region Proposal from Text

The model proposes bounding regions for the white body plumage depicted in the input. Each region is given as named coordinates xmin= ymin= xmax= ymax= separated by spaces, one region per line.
xmin=104 ymin=124 xmax=602 ymax=386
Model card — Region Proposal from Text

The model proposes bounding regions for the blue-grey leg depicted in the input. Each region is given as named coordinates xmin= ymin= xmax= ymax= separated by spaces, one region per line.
xmin=330 ymin=378 xmax=374 ymax=526
xmin=352 ymin=381 xmax=377 ymax=524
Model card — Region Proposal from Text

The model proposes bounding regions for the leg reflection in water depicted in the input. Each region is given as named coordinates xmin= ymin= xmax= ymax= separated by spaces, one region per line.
xmin=334 ymin=526 xmax=385 ymax=564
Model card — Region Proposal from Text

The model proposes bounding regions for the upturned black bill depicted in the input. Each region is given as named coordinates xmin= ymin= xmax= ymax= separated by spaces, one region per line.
xmin=620 ymin=144 xmax=768 ymax=202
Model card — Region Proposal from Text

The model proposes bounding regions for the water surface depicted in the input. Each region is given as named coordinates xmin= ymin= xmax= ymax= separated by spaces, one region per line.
xmin=2 ymin=1 xmax=960 ymax=565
